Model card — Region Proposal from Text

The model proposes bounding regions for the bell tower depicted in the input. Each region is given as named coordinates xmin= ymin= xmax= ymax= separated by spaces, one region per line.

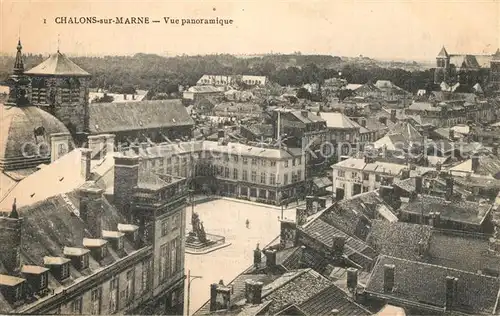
xmin=434 ymin=46 xmax=450 ymax=84
xmin=6 ymin=39 xmax=30 ymax=106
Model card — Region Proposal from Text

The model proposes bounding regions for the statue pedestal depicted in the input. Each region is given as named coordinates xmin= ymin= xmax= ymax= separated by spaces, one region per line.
xmin=185 ymin=231 xmax=230 ymax=254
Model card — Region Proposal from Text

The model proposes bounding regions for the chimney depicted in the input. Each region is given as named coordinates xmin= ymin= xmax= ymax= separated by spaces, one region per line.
xmin=0 ymin=200 xmax=23 ymax=273
xmin=81 ymin=148 xmax=92 ymax=181
xmin=331 ymin=235 xmax=346 ymax=258
xmin=218 ymin=129 xmax=225 ymax=139
xmin=390 ymin=110 xmax=397 ymax=123
xmin=79 ymin=181 xmax=104 ymax=237
xmin=415 ymin=176 xmax=423 ymax=194
xmin=379 ymin=185 xmax=394 ymax=203
xmin=347 ymin=268 xmax=358 ymax=293
xmin=209 ymin=281 xmax=231 ymax=311
xmin=445 ymin=177 xmax=454 ymax=201
xmin=280 ymin=219 xmax=297 ymax=248
xmin=471 ymin=156 xmax=479 ymax=173
xmin=305 ymin=196 xmax=315 ymax=213
xmin=264 ymin=249 xmax=277 ymax=268
xmin=401 ymin=168 xmax=410 ymax=180
xmin=301 ymin=110 xmax=308 ymax=118
xmin=253 ymin=244 xmax=262 ymax=268
xmin=296 ymin=206 xmax=307 ymax=226
xmin=245 ymin=280 xmax=263 ymax=305
xmin=209 ymin=284 xmax=218 ymax=311
xmin=379 ymin=117 xmax=388 ymax=125
xmin=449 ymin=129 xmax=455 ymax=140
xmin=383 ymin=264 xmax=395 ymax=293
xmin=113 ymin=156 xmax=140 ymax=216
xmin=445 ymin=276 xmax=458 ymax=310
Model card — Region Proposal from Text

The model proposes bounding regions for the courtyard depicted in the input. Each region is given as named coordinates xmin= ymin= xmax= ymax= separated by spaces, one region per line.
xmin=183 ymin=198 xmax=297 ymax=315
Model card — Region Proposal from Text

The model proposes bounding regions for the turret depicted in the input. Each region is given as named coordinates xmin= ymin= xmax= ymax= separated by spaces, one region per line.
xmin=435 ymin=46 xmax=450 ymax=84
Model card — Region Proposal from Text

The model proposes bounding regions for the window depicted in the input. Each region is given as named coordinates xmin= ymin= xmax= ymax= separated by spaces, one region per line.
xmin=161 ymin=219 xmax=169 ymax=236
xmin=242 ymin=170 xmax=248 ymax=181
xmin=109 ymin=278 xmax=119 ymax=313
xmin=284 ymin=160 xmax=289 ymax=168
xmin=81 ymin=254 xmax=89 ymax=269
xmin=61 ymin=263 xmax=70 ymax=280
xmin=71 ymin=297 xmax=82 ymax=314
xmin=57 ymin=143 xmax=66 ymax=156
xmin=260 ymin=172 xmax=266 ymax=184
xmin=298 ymin=157 xmax=302 ymax=165
xmin=233 ymin=155 xmax=239 ymax=163
xmin=160 ymin=243 xmax=170 ymax=281
xmin=101 ymin=245 xmax=108 ymax=258
xmin=126 ymin=269 xmax=135 ymax=303
xmin=251 ymin=159 xmax=257 ymax=165
xmin=243 ymin=157 xmax=248 ymax=165
xmin=167 ymin=157 xmax=172 ymax=165
xmin=170 ymin=238 xmax=179 ymax=275
xmin=270 ymin=161 xmax=276 ymax=167
xmin=233 ymin=168 xmax=238 ymax=180
xmin=375 ymin=174 xmax=381 ymax=182
xmin=90 ymin=288 xmax=102 ymax=315
xmin=224 ymin=154 xmax=229 ymax=162
xmin=292 ymin=159 xmax=296 ymax=166
xmin=351 ymin=172 xmax=358 ymax=179
xmin=297 ymin=170 xmax=302 ymax=181
xmin=337 ymin=170 xmax=345 ymax=178
xmin=270 ymin=173 xmax=276 ymax=185
xmin=158 ymin=159 xmax=164 ymax=168
xmin=224 ymin=167 xmax=230 ymax=178
xmin=363 ymin=186 xmax=370 ymax=193
xmin=251 ymin=171 xmax=257 ymax=182
xmin=261 ymin=159 xmax=266 ymax=166
xmin=141 ymin=259 xmax=152 ymax=293
xmin=40 ymin=273 xmax=47 ymax=288
xmin=363 ymin=173 xmax=369 ymax=180
xmin=284 ymin=173 xmax=289 ymax=185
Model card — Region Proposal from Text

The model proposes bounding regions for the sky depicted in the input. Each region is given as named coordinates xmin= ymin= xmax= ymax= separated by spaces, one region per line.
xmin=1 ymin=0 xmax=499 ymax=61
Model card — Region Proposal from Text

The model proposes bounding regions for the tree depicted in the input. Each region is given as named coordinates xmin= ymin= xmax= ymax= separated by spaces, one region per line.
xmin=296 ymin=87 xmax=312 ymax=100
xmin=93 ymin=94 xmax=114 ymax=103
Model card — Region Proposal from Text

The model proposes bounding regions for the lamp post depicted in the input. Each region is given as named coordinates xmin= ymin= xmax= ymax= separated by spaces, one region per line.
xmin=186 ymin=269 xmax=202 ymax=316
xmin=276 ymin=182 xmax=284 ymax=220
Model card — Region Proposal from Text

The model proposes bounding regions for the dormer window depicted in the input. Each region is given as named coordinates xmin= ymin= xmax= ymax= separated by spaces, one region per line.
xmin=117 ymin=223 xmax=140 ymax=245
xmin=63 ymin=247 xmax=90 ymax=271
xmin=102 ymin=231 xmax=125 ymax=251
xmin=0 ymin=274 xmax=26 ymax=304
xmin=83 ymin=238 xmax=109 ymax=261
xmin=21 ymin=265 xmax=49 ymax=293
xmin=44 ymin=256 xmax=71 ymax=282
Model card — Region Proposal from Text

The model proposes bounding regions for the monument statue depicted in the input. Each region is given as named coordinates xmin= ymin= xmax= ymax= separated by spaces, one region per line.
xmin=189 ymin=211 xmax=207 ymax=243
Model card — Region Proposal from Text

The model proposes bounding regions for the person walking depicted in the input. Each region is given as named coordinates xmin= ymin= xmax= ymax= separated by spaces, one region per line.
xmin=245 ymin=219 xmax=250 ymax=228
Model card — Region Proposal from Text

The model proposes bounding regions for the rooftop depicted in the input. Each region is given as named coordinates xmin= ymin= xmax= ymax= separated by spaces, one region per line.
xmin=25 ymin=52 xmax=90 ymax=77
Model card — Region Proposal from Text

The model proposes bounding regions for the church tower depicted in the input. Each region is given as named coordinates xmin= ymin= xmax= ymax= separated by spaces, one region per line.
xmin=434 ymin=46 xmax=450 ymax=84
xmin=25 ymin=49 xmax=91 ymax=145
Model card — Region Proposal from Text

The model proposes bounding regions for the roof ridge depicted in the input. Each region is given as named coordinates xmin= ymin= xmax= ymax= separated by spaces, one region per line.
xmin=378 ymin=254 xmax=499 ymax=278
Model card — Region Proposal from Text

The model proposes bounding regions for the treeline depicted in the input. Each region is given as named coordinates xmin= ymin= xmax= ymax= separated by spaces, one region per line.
xmin=0 ymin=53 xmax=433 ymax=94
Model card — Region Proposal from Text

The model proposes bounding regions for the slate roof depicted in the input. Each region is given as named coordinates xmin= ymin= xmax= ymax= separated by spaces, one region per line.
xmin=366 ymin=221 xmax=433 ymax=261
xmin=365 ymin=255 xmax=500 ymax=315
xmin=400 ymin=194 xmax=492 ymax=225
xmin=89 ymin=99 xmax=194 ymax=134
xmin=25 ymin=52 xmax=90 ymax=76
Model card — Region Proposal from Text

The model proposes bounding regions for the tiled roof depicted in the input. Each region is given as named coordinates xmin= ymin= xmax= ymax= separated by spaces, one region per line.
xmin=427 ymin=229 xmax=500 ymax=275
xmin=319 ymin=112 xmax=360 ymax=129
xmin=89 ymin=100 xmax=194 ymax=134
xmin=297 ymin=284 xmax=371 ymax=316
xmin=263 ymin=269 xmax=333 ymax=314
xmin=365 ymin=255 xmax=500 ymax=314
xmin=400 ymin=195 xmax=491 ymax=225
xmin=366 ymin=221 xmax=433 ymax=261
xmin=334 ymin=158 xmax=407 ymax=176
xmin=449 ymin=155 xmax=500 ymax=176
xmin=25 ymin=52 xmax=90 ymax=76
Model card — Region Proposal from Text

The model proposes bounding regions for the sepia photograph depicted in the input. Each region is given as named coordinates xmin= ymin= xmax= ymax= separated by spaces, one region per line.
xmin=1 ymin=0 xmax=500 ymax=315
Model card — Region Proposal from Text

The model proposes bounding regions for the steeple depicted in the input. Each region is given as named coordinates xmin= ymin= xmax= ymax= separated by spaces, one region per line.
xmin=492 ymin=48 xmax=500 ymax=61
xmin=437 ymin=46 xmax=449 ymax=58
xmin=13 ymin=39 xmax=24 ymax=75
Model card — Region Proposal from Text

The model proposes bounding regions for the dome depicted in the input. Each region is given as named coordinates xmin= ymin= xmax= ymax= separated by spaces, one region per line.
xmin=0 ymin=103 xmax=74 ymax=170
